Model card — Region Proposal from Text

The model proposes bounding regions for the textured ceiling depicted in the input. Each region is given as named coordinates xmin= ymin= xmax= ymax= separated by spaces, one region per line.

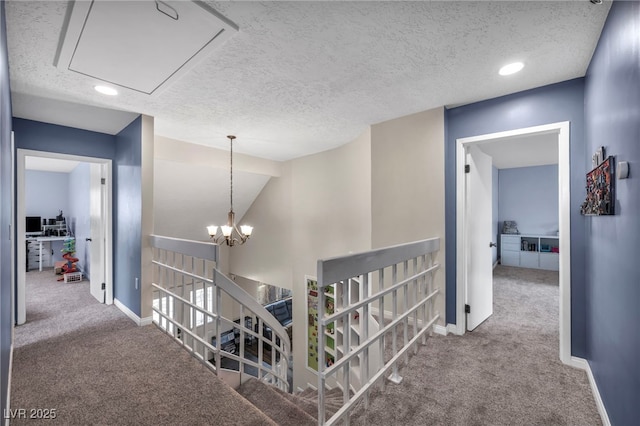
xmin=6 ymin=1 xmax=611 ymax=161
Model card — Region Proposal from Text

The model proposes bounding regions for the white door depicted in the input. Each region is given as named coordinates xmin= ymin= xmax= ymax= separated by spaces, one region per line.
xmin=465 ymin=145 xmax=493 ymax=331
xmin=89 ymin=164 xmax=106 ymax=303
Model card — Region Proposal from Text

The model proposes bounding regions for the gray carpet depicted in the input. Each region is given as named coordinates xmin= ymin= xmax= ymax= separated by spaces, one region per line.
xmin=237 ymin=378 xmax=348 ymax=425
xmin=12 ymin=267 xmax=602 ymax=425
xmin=350 ymin=266 xmax=601 ymax=426
xmin=11 ymin=270 xmax=276 ymax=425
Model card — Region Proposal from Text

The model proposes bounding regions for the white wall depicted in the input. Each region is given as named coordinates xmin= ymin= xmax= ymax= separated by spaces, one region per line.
xmin=230 ymin=129 xmax=372 ymax=389
xmin=154 ymin=111 xmax=446 ymax=390
xmin=290 ymin=129 xmax=372 ymax=389
xmin=152 ymin=135 xmax=283 ymax=277
xmin=370 ymin=107 xmax=446 ymax=321
xmin=227 ymin=162 xmax=294 ymax=287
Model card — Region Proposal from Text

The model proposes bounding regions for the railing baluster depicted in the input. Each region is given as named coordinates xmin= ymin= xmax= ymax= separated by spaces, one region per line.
xmin=389 ymin=263 xmax=401 ymax=384
xmin=362 ymin=273 xmax=369 ymax=409
xmin=428 ymin=253 xmax=435 ymax=338
xmin=411 ymin=257 xmax=420 ymax=355
xmin=152 ymin=235 xmax=439 ymax=426
xmin=378 ymin=267 xmax=385 ymax=392
xmin=421 ymin=254 xmax=427 ymax=344
xmin=343 ymin=280 xmax=350 ymax=403
xmin=403 ymin=260 xmax=409 ymax=365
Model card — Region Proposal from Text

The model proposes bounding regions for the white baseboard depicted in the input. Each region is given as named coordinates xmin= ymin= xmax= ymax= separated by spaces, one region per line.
xmin=140 ymin=316 xmax=153 ymax=326
xmin=571 ymin=356 xmax=610 ymax=426
xmin=433 ymin=325 xmax=448 ymax=336
xmin=493 ymin=259 xmax=499 ymax=269
xmin=446 ymin=323 xmax=464 ymax=335
xmin=114 ymin=298 xmax=147 ymax=326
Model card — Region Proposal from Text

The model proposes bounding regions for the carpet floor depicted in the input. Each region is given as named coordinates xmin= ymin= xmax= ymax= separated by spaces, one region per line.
xmin=10 ymin=270 xmax=275 ymax=425
xmin=11 ymin=267 xmax=602 ymax=425
xmin=350 ymin=266 xmax=601 ymax=425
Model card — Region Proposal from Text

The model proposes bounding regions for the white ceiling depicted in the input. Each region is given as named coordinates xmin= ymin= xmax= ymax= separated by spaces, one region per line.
xmin=25 ymin=156 xmax=80 ymax=173
xmin=6 ymin=1 xmax=611 ymax=161
xmin=479 ymin=132 xmax=559 ymax=170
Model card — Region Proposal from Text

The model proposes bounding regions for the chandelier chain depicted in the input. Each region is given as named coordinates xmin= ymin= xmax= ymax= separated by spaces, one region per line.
xmin=229 ymin=135 xmax=233 ymax=213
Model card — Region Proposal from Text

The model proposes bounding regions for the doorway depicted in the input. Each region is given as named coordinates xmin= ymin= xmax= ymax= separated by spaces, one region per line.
xmin=455 ymin=121 xmax=572 ymax=365
xmin=16 ymin=149 xmax=113 ymax=325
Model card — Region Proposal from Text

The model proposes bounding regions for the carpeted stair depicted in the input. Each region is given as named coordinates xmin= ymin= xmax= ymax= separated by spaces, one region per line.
xmin=237 ymin=378 xmax=348 ymax=425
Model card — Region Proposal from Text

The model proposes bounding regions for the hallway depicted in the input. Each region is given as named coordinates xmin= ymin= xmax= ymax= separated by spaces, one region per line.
xmin=351 ymin=266 xmax=601 ymax=425
xmin=10 ymin=271 xmax=274 ymax=425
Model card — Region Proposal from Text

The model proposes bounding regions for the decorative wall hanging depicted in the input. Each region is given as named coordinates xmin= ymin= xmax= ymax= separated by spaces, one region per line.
xmin=581 ymin=155 xmax=615 ymax=215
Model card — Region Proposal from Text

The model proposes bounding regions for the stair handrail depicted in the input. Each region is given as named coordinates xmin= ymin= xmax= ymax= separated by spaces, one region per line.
xmin=213 ymin=269 xmax=291 ymax=351
xmin=150 ymin=234 xmax=290 ymax=392
xmin=317 ymin=237 xmax=441 ymax=425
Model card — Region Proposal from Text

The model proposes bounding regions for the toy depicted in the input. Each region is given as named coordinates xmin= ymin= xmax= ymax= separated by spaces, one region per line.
xmin=57 ymin=237 xmax=80 ymax=281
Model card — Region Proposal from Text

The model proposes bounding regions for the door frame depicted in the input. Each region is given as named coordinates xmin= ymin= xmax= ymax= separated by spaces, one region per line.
xmin=16 ymin=149 xmax=113 ymax=325
xmin=455 ymin=121 xmax=572 ymax=365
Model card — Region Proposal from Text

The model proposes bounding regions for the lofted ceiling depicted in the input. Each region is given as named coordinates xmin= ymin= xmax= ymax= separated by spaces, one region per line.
xmin=6 ymin=1 xmax=611 ymax=162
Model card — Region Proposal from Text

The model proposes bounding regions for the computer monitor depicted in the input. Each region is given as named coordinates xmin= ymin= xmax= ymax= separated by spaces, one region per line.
xmin=25 ymin=216 xmax=42 ymax=234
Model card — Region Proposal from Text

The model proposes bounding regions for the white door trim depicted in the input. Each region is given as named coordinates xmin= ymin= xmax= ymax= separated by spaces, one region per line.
xmin=455 ymin=121 xmax=572 ymax=365
xmin=16 ymin=149 xmax=113 ymax=325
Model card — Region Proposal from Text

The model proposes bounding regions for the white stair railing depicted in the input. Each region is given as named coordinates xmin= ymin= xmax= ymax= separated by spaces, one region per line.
xmin=150 ymin=235 xmax=291 ymax=392
xmin=317 ymin=238 xmax=441 ymax=425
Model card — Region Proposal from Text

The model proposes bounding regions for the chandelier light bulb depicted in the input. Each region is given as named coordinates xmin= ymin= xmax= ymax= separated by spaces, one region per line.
xmin=221 ymin=225 xmax=233 ymax=237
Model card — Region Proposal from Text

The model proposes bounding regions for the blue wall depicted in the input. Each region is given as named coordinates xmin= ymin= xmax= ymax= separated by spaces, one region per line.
xmin=67 ymin=163 xmax=91 ymax=276
xmin=13 ymin=118 xmax=116 ymax=159
xmin=498 ymin=165 xmax=559 ymax=235
xmin=584 ymin=1 xmax=640 ymax=424
xmin=25 ymin=170 xmax=70 ymax=219
xmin=0 ymin=1 xmax=12 ymax=418
xmin=445 ymin=78 xmax=587 ymax=356
xmin=13 ymin=117 xmax=143 ymax=315
xmin=114 ymin=117 xmax=142 ymax=316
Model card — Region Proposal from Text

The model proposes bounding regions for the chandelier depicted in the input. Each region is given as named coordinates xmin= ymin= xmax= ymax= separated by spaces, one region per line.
xmin=207 ymin=135 xmax=253 ymax=246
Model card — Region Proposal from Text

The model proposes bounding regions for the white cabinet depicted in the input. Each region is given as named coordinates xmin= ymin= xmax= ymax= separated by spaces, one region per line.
xmin=539 ymin=253 xmax=559 ymax=270
xmin=500 ymin=235 xmax=521 ymax=267
xmin=26 ymin=239 xmax=53 ymax=270
xmin=500 ymin=234 xmax=559 ymax=271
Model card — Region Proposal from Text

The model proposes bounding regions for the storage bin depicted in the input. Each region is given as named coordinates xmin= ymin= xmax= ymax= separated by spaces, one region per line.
xmin=64 ymin=271 xmax=83 ymax=283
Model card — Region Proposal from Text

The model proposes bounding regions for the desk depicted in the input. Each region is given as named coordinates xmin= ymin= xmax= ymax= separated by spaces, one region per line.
xmin=35 ymin=236 xmax=67 ymax=272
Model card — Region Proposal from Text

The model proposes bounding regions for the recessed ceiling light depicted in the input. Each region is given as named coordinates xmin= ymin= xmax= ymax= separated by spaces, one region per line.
xmin=94 ymin=85 xmax=118 ymax=96
xmin=499 ymin=62 xmax=524 ymax=76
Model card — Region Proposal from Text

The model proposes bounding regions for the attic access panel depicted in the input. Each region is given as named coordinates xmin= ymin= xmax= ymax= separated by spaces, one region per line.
xmin=56 ymin=1 xmax=238 ymax=95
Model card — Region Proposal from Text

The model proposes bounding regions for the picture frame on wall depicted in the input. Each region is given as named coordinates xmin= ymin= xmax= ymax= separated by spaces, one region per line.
xmin=581 ymin=155 xmax=615 ymax=216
